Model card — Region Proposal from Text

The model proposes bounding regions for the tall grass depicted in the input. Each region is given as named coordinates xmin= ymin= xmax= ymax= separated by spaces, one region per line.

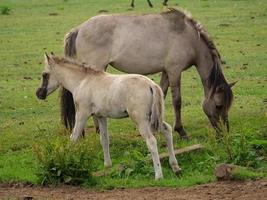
xmin=33 ymin=135 xmax=97 ymax=186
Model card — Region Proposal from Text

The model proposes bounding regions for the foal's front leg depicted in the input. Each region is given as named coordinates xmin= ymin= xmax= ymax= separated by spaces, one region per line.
xmin=70 ymin=109 xmax=90 ymax=142
xmin=97 ymin=117 xmax=112 ymax=168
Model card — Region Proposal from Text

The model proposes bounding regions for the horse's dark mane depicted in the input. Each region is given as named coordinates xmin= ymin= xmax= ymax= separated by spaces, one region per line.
xmin=165 ymin=8 xmax=233 ymax=109
xmin=52 ymin=56 xmax=104 ymax=75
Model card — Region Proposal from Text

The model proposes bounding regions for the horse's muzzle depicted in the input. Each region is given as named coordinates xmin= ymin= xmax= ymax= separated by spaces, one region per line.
xmin=36 ymin=87 xmax=47 ymax=100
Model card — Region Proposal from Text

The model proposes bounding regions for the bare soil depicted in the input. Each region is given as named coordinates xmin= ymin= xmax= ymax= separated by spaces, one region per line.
xmin=0 ymin=179 xmax=266 ymax=200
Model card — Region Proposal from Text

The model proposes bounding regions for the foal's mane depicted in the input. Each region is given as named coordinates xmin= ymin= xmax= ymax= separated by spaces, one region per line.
xmin=165 ymin=8 xmax=233 ymax=109
xmin=52 ymin=56 xmax=104 ymax=75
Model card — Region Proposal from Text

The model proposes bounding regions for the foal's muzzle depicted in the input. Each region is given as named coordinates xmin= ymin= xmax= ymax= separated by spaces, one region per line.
xmin=36 ymin=87 xmax=47 ymax=100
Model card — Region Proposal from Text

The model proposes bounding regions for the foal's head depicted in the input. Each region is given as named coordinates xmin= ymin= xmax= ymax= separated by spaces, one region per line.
xmin=202 ymin=81 xmax=236 ymax=133
xmin=36 ymin=53 xmax=59 ymax=100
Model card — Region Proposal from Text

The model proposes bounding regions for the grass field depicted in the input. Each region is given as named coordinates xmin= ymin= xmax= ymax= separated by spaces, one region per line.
xmin=0 ymin=0 xmax=266 ymax=188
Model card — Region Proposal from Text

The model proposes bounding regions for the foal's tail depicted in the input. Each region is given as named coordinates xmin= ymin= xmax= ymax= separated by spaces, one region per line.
xmin=150 ymin=85 xmax=164 ymax=132
xmin=60 ymin=28 xmax=79 ymax=130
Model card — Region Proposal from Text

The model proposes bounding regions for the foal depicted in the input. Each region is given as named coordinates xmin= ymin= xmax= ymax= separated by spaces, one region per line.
xmin=36 ymin=53 xmax=181 ymax=180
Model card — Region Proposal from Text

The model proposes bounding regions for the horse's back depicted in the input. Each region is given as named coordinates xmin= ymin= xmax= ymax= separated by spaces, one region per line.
xmin=75 ymin=11 xmax=195 ymax=73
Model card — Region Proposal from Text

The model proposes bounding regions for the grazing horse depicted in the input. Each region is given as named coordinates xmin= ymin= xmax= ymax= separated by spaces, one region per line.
xmin=130 ymin=0 xmax=168 ymax=8
xmin=62 ymin=8 xmax=236 ymax=139
xmin=36 ymin=53 xmax=181 ymax=180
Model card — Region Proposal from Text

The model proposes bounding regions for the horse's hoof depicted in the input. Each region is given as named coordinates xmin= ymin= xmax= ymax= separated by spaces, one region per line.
xmin=181 ymin=135 xmax=189 ymax=141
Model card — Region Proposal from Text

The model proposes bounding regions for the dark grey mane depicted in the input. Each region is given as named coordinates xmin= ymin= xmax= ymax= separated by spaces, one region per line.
xmin=165 ymin=8 xmax=233 ymax=109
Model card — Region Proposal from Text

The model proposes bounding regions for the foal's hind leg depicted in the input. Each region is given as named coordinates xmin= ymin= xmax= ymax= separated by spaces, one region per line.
xmin=138 ymin=121 xmax=163 ymax=180
xmin=161 ymin=121 xmax=182 ymax=175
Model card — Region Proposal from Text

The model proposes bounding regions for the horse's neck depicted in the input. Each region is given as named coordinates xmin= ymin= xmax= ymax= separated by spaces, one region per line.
xmin=195 ymin=49 xmax=214 ymax=98
xmin=55 ymin=66 xmax=85 ymax=93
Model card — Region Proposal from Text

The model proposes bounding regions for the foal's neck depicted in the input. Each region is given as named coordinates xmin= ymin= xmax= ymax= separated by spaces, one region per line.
xmin=55 ymin=65 xmax=86 ymax=93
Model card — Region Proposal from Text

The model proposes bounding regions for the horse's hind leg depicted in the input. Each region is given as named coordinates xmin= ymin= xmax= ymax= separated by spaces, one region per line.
xmin=147 ymin=0 xmax=153 ymax=7
xmin=160 ymin=71 xmax=169 ymax=98
xmin=163 ymin=0 xmax=168 ymax=6
xmin=130 ymin=0 xmax=135 ymax=8
xmin=138 ymin=121 xmax=163 ymax=180
xmin=161 ymin=121 xmax=182 ymax=175
xmin=97 ymin=117 xmax=112 ymax=168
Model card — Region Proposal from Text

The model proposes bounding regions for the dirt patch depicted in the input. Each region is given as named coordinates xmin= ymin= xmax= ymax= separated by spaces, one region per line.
xmin=0 ymin=179 xmax=266 ymax=200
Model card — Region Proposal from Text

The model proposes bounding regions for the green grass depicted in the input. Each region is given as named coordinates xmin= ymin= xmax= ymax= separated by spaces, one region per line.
xmin=0 ymin=0 xmax=266 ymax=188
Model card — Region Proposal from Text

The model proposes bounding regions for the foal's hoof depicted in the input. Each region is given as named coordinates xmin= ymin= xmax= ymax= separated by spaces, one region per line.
xmin=175 ymin=169 xmax=182 ymax=177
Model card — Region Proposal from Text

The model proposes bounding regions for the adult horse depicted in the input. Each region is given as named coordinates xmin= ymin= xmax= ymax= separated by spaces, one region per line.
xmin=61 ymin=8 xmax=235 ymax=139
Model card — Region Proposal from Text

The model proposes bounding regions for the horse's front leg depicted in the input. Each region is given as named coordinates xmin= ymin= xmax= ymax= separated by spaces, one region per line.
xmin=167 ymin=72 xmax=189 ymax=140
xmin=160 ymin=71 xmax=169 ymax=98
xmin=70 ymin=109 xmax=90 ymax=142
xmin=97 ymin=117 xmax=112 ymax=168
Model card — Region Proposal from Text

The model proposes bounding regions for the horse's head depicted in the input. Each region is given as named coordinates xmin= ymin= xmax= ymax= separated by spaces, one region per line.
xmin=36 ymin=53 xmax=59 ymax=100
xmin=202 ymin=81 xmax=236 ymax=134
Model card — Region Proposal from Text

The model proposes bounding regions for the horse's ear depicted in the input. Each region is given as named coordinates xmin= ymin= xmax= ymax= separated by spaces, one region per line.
xmin=229 ymin=81 xmax=237 ymax=88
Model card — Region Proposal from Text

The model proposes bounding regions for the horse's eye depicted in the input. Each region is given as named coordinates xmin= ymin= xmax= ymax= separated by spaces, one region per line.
xmin=216 ymin=105 xmax=223 ymax=110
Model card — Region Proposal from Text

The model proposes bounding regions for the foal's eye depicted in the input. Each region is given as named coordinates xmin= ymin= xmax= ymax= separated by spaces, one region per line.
xmin=216 ymin=105 xmax=223 ymax=110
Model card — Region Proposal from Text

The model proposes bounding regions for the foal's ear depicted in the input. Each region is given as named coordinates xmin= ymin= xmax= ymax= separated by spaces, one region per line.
xmin=229 ymin=81 xmax=238 ymax=88
xmin=44 ymin=52 xmax=50 ymax=60
xmin=44 ymin=52 xmax=55 ymax=66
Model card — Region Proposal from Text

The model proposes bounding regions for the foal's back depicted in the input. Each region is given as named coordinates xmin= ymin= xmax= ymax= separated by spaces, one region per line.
xmin=80 ymin=73 xmax=158 ymax=119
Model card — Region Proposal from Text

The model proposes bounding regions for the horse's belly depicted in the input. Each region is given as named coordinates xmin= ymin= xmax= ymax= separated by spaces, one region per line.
xmin=111 ymin=61 xmax=163 ymax=75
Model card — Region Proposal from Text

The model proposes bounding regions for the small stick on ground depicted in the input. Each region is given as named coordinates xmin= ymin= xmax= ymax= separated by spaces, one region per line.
xmin=159 ymin=144 xmax=204 ymax=160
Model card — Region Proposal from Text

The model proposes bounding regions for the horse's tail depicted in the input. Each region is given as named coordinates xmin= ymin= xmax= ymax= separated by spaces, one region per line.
xmin=60 ymin=28 xmax=79 ymax=130
xmin=149 ymin=85 xmax=164 ymax=132
xmin=64 ymin=28 xmax=79 ymax=58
